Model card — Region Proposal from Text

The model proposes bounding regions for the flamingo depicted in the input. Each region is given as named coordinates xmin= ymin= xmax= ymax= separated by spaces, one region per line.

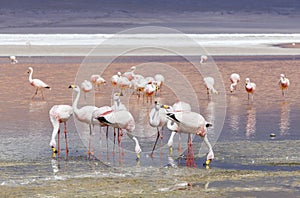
xmin=230 ymin=73 xmax=240 ymax=93
xmin=204 ymin=77 xmax=218 ymax=98
xmin=111 ymin=72 xmax=121 ymax=90
xmin=166 ymin=101 xmax=191 ymax=155
xmin=69 ymin=85 xmax=111 ymax=158
xmin=49 ymin=105 xmax=73 ymax=156
xmin=9 ymin=56 xmax=18 ymax=64
xmin=245 ymin=78 xmax=256 ymax=101
xmin=149 ymin=101 xmax=169 ymax=156
xmin=200 ymin=55 xmax=208 ymax=64
xmin=96 ymin=109 xmax=142 ymax=160
xmin=144 ymin=83 xmax=156 ymax=103
xmin=154 ymin=74 xmax=165 ymax=95
xmin=111 ymin=92 xmax=127 ymax=144
xmin=166 ymin=111 xmax=214 ymax=167
xmin=278 ymin=74 xmax=290 ymax=96
xmin=123 ymin=66 xmax=136 ymax=81
xmin=81 ymin=80 xmax=93 ymax=100
xmin=90 ymin=74 xmax=106 ymax=90
xmin=27 ymin=67 xmax=51 ymax=100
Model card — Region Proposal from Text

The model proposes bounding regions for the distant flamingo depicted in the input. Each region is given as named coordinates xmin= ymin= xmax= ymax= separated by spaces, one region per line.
xmin=166 ymin=111 xmax=214 ymax=167
xmin=81 ymin=80 xmax=93 ymax=100
xmin=123 ymin=66 xmax=136 ymax=81
xmin=204 ymin=77 xmax=218 ymax=98
xmin=9 ymin=56 xmax=18 ymax=64
xmin=144 ymin=83 xmax=156 ymax=103
xmin=111 ymin=72 xmax=121 ymax=90
xmin=154 ymin=74 xmax=165 ymax=95
xmin=279 ymin=74 xmax=290 ymax=96
xmin=49 ymin=105 xmax=73 ymax=156
xmin=200 ymin=55 xmax=208 ymax=64
xmin=230 ymin=73 xmax=240 ymax=93
xmin=27 ymin=67 xmax=51 ymax=100
xmin=96 ymin=109 xmax=142 ymax=160
xmin=245 ymin=78 xmax=256 ymax=101
xmin=149 ymin=101 xmax=169 ymax=156
xmin=90 ymin=74 xmax=106 ymax=90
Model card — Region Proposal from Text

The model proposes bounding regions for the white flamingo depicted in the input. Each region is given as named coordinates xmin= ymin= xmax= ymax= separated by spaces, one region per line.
xmin=111 ymin=72 xmax=121 ymax=90
xmin=230 ymin=73 xmax=240 ymax=93
xmin=204 ymin=77 xmax=218 ymax=98
xmin=96 ymin=110 xmax=142 ymax=160
xmin=27 ymin=67 xmax=51 ymax=100
xmin=166 ymin=101 xmax=191 ymax=154
xmin=49 ymin=105 xmax=73 ymax=156
xmin=123 ymin=66 xmax=136 ymax=81
xmin=90 ymin=74 xmax=106 ymax=90
xmin=9 ymin=56 xmax=18 ymax=64
xmin=81 ymin=80 xmax=93 ymax=100
xmin=111 ymin=92 xmax=127 ymax=144
xmin=278 ymin=74 xmax=290 ymax=96
xmin=154 ymin=74 xmax=165 ymax=95
xmin=144 ymin=83 xmax=156 ymax=103
xmin=245 ymin=78 xmax=256 ymax=101
xmin=149 ymin=101 xmax=169 ymax=156
xmin=200 ymin=55 xmax=208 ymax=64
xmin=69 ymin=85 xmax=111 ymax=158
xmin=166 ymin=111 xmax=214 ymax=167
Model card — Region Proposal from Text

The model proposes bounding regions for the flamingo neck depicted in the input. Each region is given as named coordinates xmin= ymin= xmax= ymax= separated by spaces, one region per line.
xmin=72 ymin=89 xmax=81 ymax=116
xmin=203 ymin=135 xmax=212 ymax=151
xmin=28 ymin=69 xmax=33 ymax=83
xmin=167 ymin=120 xmax=178 ymax=131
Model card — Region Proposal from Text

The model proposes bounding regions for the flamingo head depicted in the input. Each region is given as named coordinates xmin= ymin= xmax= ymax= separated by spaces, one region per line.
xmin=130 ymin=66 xmax=136 ymax=71
xmin=245 ymin=78 xmax=250 ymax=84
xmin=27 ymin=67 xmax=33 ymax=74
xmin=68 ymin=84 xmax=80 ymax=92
xmin=280 ymin=74 xmax=285 ymax=78
xmin=230 ymin=84 xmax=234 ymax=92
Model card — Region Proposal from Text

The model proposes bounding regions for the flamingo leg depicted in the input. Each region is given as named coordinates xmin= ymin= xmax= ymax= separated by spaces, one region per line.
xmin=57 ymin=128 xmax=60 ymax=156
xmin=186 ymin=134 xmax=196 ymax=167
xmin=88 ymin=124 xmax=92 ymax=159
xmin=64 ymin=122 xmax=68 ymax=156
xmin=150 ymin=128 xmax=160 ymax=157
xmin=41 ymin=89 xmax=44 ymax=100
xmin=32 ymin=88 xmax=38 ymax=99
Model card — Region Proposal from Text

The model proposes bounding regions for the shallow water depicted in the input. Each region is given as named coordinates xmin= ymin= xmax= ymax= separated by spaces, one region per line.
xmin=0 ymin=56 xmax=300 ymax=196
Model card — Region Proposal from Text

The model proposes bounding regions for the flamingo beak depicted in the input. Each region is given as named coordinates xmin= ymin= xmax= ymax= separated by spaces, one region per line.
xmin=51 ymin=146 xmax=57 ymax=154
xmin=162 ymin=105 xmax=170 ymax=109
xmin=68 ymin=85 xmax=75 ymax=89
xmin=204 ymin=159 xmax=211 ymax=169
xmin=120 ymin=92 xmax=124 ymax=96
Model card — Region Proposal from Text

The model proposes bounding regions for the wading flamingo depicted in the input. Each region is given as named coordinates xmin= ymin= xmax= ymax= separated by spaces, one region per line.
xmin=69 ymin=85 xmax=111 ymax=158
xmin=204 ymin=77 xmax=218 ymax=98
xmin=49 ymin=105 xmax=73 ymax=156
xmin=149 ymin=101 xmax=169 ymax=156
xmin=96 ymin=109 xmax=142 ymax=160
xmin=230 ymin=73 xmax=240 ymax=93
xmin=245 ymin=78 xmax=256 ymax=101
xmin=9 ymin=56 xmax=18 ymax=64
xmin=278 ymin=74 xmax=290 ymax=96
xmin=123 ymin=66 xmax=136 ymax=81
xmin=27 ymin=67 xmax=51 ymax=100
xmin=200 ymin=55 xmax=208 ymax=64
xmin=81 ymin=80 xmax=93 ymax=100
xmin=90 ymin=74 xmax=106 ymax=90
xmin=167 ymin=101 xmax=191 ymax=155
xmin=166 ymin=111 xmax=214 ymax=167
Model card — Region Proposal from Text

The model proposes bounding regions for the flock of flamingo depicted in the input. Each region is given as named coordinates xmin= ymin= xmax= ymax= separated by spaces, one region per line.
xmin=20 ymin=54 xmax=290 ymax=168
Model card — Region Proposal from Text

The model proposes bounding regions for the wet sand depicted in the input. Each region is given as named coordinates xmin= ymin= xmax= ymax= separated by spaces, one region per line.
xmin=1 ymin=55 xmax=300 ymax=197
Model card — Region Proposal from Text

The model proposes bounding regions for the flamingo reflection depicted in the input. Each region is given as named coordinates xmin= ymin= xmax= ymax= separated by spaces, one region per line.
xmin=246 ymin=105 xmax=256 ymax=138
xmin=229 ymin=96 xmax=240 ymax=134
xmin=280 ymin=101 xmax=290 ymax=135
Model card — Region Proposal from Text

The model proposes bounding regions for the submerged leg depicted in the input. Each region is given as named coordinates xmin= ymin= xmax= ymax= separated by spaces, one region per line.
xmin=64 ymin=122 xmax=68 ymax=156
xmin=150 ymin=128 xmax=160 ymax=157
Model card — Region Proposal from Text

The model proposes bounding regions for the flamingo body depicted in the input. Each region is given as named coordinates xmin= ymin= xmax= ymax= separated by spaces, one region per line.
xmin=27 ymin=67 xmax=51 ymax=100
xmin=230 ymin=73 xmax=240 ymax=93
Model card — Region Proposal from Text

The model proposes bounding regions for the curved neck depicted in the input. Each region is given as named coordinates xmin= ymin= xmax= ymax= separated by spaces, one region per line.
xmin=28 ymin=69 xmax=33 ymax=83
xmin=72 ymin=89 xmax=81 ymax=115
xmin=203 ymin=135 xmax=212 ymax=151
